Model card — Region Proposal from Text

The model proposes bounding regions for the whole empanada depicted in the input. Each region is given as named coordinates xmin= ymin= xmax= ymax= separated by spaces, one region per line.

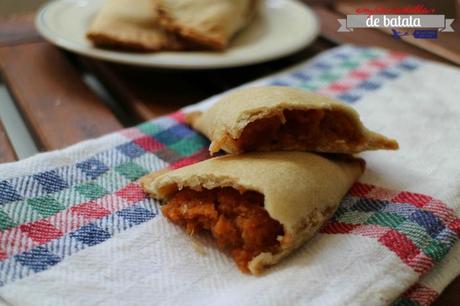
xmin=141 ymin=151 xmax=364 ymax=274
xmin=87 ymin=0 xmax=184 ymax=51
xmin=188 ymin=86 xmax=399 ymax=154
xmin=155 ymin=0 xmax=260 ymax=50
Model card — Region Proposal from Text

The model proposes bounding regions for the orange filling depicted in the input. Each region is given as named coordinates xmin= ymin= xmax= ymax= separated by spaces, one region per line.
xmin=162 ymin=187 xmax=284 ymax=272
xmin=236 ymin=109 xmax=361 ymax=152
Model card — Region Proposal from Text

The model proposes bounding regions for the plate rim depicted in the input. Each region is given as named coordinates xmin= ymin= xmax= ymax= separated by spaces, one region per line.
xmin=35 ymin=0 xmax=319 ymax=69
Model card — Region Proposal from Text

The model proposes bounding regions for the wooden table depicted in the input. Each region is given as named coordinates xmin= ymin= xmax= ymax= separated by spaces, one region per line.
xmin=0 ymin=2 xmax=458 ymax=305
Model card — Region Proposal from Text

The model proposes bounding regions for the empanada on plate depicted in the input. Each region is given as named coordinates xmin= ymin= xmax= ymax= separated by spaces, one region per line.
xmin=141 ymin=151 xmax=364 ymax=274
xmin=188 ymin=86 xmax=399 ymax=154
xmin=87 ymin=0 xmax=183 ymax=51
xmin=156 ymin=0 xmax=260 ymax=50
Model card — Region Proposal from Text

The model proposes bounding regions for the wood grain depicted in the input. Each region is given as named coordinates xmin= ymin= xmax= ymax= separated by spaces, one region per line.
xmin=80 ymin=58 xmax=288 ymax=122
xmin=0 ymin=13 xmax=41 ymax=47
xmin=0 ymin=42 xmax=122 ymax=151
xmin=0 ymin=119 xmax=17 ymax=163
xmin=197 ymin=38 xmax=333 ymax=93
xmin=80 ymin=59 xmax=213 ymax=121
xmin=81 ymin=37 xmax=334 ymax=122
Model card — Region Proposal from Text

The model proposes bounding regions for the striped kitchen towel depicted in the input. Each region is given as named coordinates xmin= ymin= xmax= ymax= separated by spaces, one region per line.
xmin=0 ymin=45 xmax=459 ymax=306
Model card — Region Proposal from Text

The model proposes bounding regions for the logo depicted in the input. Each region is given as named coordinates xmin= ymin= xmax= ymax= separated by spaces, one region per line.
xmin=337 ymin=4 xmax=454 ymax=40
xmin=390 ymin=29 xmax=408 ymax=39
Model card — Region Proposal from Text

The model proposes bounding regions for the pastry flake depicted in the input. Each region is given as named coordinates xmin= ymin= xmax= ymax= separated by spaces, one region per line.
xmin=188 ymin=86 xmax=399 ymax=154
xmin=87 ymin=0 xmax=184 ymax=51
xmin=156 ymin=0 xmax=260 ymax=50
xmin=141 ymin=151 xmax=364 ymax=274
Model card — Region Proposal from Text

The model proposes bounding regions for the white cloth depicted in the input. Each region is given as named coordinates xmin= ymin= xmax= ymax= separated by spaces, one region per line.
xmin=0 ymin=45 xmax=459 ymax=306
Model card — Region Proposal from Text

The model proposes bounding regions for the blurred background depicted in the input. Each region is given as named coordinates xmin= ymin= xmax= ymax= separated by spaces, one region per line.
xmin=1 ymin=0 xmax=459 ymax=17
xmin=1 ymin=0 xmax=47 ymax=17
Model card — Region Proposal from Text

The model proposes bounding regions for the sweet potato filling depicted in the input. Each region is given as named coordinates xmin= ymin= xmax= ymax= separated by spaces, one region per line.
xmin=162 ymin=187 xmax=284 ymax=272
xmin=236 ymin=109 xmax=362 ymax=152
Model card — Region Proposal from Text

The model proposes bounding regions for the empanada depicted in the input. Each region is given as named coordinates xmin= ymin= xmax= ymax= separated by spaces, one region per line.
xmin=141 ymin=151 xmax=364 ymax=274
xmin=188 ymin=86 xmax=399 ymax=154
xmin=87 ymin=0 xmax=184 ymax=51
xmin=156 ymin=0 xmax=260 ymax=50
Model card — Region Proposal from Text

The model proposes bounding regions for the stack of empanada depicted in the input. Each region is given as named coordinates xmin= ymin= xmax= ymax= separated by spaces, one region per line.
xmin=87 ymin=0 xmax=260 ymax=51
xmin=142 ymin=86 xmax=399 ymax=274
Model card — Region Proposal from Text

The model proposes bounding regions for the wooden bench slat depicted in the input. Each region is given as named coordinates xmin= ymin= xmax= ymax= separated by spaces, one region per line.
xmin=312 ymin=5 xmax=450 ymax=64
xmin=202 ymin=37 xmax=336 ymax=90
xmin=0 ymin=119 xmax=17 ymax=163
xmin=0 ymin=13 xmax=41 ymax=47
xmin=80 ymin=59 xmax=214 ymax=121
xmin=0 ymin=42 xmax=123 ymax=151
xmin=83 ymin=59 xmax=288 ymax=122
xmin=81 ymin=61 xmax=278 ymax=122
xmin=82 ymin=37 xmax=334 ymax=121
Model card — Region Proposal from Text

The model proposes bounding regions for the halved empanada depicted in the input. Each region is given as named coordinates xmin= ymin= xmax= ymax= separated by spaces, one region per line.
xmin=87 ymin=0 xmax=184 ymax=51
xmin=141 ymin=151 xmax=364 ymax=274
xmin=155 ymin=0 xmax=260 ymax=49
xmin=188 ymin=86 xmax=399 ymax=154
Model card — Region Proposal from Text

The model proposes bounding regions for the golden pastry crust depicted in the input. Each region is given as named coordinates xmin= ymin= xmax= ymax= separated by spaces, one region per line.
xmin=86 ymin=0 xmax=184 ymax=51
xmin=188 ymin=86 xmax=399 ymax=154
xmin=141 ymin=151 xmax=364 ymax=274
xmin=155 ymin=0 xmax=260 ymax=50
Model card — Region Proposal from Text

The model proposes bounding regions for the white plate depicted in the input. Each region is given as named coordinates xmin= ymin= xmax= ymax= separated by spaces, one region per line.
xmin=36 ymin=0 xmax=319 ymax=69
